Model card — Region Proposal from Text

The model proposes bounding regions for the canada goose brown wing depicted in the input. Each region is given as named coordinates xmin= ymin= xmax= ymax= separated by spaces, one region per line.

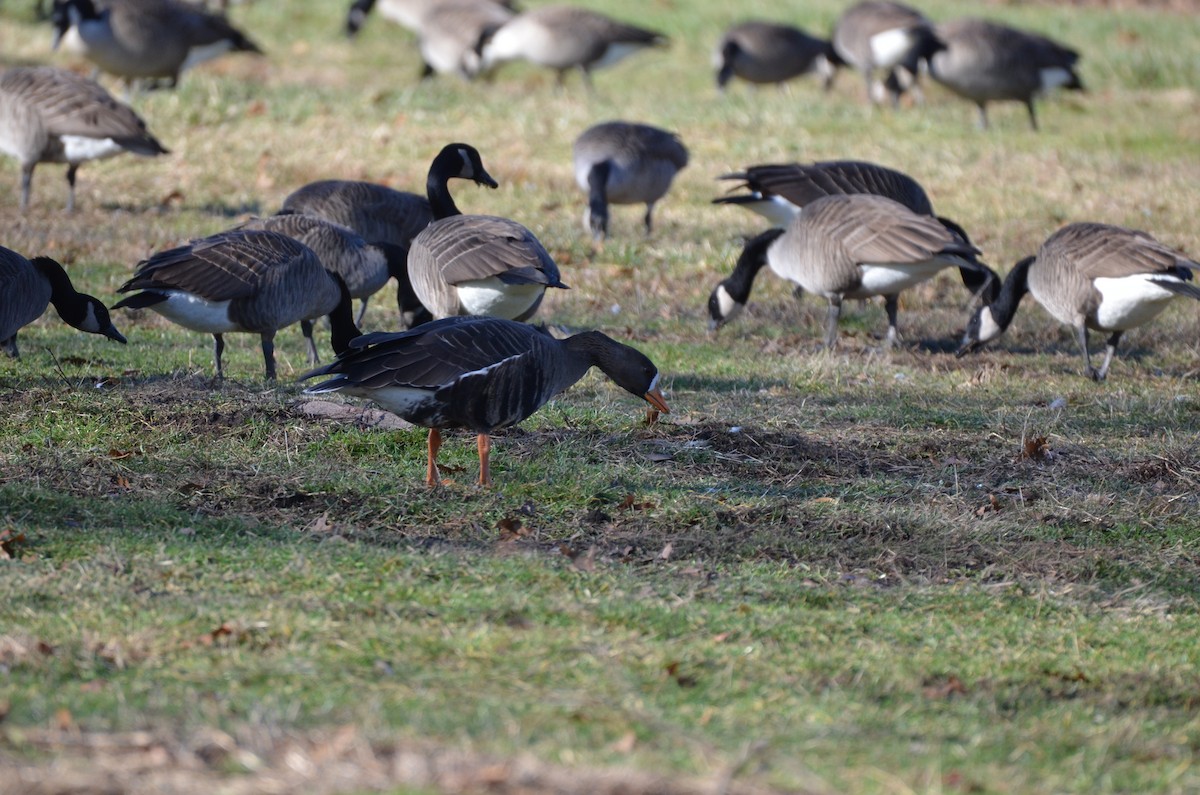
xmin=421 ymin=215 xmax=560 ymax=286
xmin=122 ymin=230 xmax=311 ymax=301
xmin=720 ymin=161 xmax=933 ymax=216
xmin=1046 ymin=223 xmax=1195 ymax=279
xmin=560 ymin=6 xmax=664 ymax=46
xmin=280 ymin=181 xmax=432 ymax=248
xmin=808 ymin=194 xmax=970 ymax=264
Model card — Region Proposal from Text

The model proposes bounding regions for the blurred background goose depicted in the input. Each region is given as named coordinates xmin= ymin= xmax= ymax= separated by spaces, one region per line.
xmin=572 ymin=120 xmax=688 ymax=243
xmin=1 ymin=246 xmax=126 ymax=358
xmin=113 ymin=230 xmax=361 ymax=380
xmin=828 ymin=0 xmax=942 ymax=106
xmin=344 ymin=0 xmax=514 ymax=38
xmin=51 ymin=0 xmax=263 ymax=90
xmin=416 ymin=0 xmax=515 ymax=79
xmin=928 ymin=18 xmax=1084 ymax=130
xmin=0 ymin=65 xmax=167 ymax=212
xmin=408 ymin=143 xmax=566 ymax=321
xmin=478 ymin=5 xmax=667 ymax=89
xmin=957 ymin=223 xmax=1200 ymax=380
xmin=714 ymin=20 xmax=835 ymax=92
xmin=720 ymin=194 xmax=990 ymax=348
xmin=302 ymin=316 xmax=669 ymax=486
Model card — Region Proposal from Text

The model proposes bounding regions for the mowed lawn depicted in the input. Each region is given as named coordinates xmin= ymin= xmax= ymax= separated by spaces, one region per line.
xmin=1 ymin=0 xmax=1199 ymax=793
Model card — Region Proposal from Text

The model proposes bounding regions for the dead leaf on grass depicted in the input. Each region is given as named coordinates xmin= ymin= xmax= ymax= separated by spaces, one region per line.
xmin=664 ymin=661 xmax=698 ymax=688
xmin=976 ymin=494 xmax=1002 ymax=516
xmin=107 ymin=448 xmax=135 ymax=460
xmin=1020 ymin=435 xmax=1052 ymax=462
xmin=0 ymin=527 xmax=28 ymax=559
xmin=496 ymin=516 xmax=527 ymax=542
xmin=658 ymin=542 xmax=673 ymax=561
xmin=922 ymin=675 xmax=967 ymax=699
xmin=618 ymin=494 xmax=655 ymax=512
xmin=559 ymin=544 xmax=596 ymax=572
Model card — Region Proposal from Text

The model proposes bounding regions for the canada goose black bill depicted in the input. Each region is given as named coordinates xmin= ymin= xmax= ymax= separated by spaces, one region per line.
xmin=302 ymin=316 xmax=668 ymax=486
xmin=1 ymin=247 xmax=126 ymax=357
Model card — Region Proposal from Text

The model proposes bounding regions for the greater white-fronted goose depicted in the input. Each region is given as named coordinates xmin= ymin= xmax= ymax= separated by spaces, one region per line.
xmin=957 ymin=223 xmax=1200 ymax=380
xmin=829 ymin=0 xmax=941 ymax=106
xmin=0 ymin=65 xmax=167 ymax=211
xmin=239 ymin=213 xmax=406 ymax=327
xmin=929 ymin=18 xmax=1083 ymax=131
xmin=113 ymin=230 xmax=361 ymax=380
xmin=417 ymin=0 xmax=515 ymax=79
xmin=280 ymin=180 xmax=434 ymax=329
xmin=51 ymin=0 xmax=263 ymax=89
xmin=302 ymin=316 xmax=669 ymax=486
xmin=572 ymin=120 xmax=688 ymax=243
xmin=714 ymin=20 xmax=836 ymax=92
xmin=408 ymin=143 xmax=566 ymax=321
xmin=720 ymin=194 xmax=990 ymax=348
xmin=1 ymin=246 xmax=126 ymax=357
xmin=478 ymin=5 xmax=667 ymax=89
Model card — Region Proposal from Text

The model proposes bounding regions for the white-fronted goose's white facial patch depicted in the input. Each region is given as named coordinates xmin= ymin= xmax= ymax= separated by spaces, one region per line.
xmin=647 ymin=372 xmax=660 ymax=394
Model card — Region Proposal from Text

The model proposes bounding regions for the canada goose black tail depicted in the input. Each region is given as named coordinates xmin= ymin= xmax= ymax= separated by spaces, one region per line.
xmin=111 ymin=290 xmax=169 ymax=311
xmin=1152 ymin=274 xmax=1200 ymax=302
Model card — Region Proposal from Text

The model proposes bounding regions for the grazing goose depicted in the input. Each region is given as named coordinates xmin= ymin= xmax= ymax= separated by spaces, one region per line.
xmin=345 ymin=0 xmax=514 ymax=37
xmin=239 ymin=213 xmax=407 ymax=327
xmin=280 ymin=180 xmax=434 ymax=329
xmin=113 ymin=230 xmax=361 ymax=380
xmin=1 ymin=246 xmax=126 ymax=358
xmin=51 ymin=0 xmax=263 ymax=90
xmin=714 ymin=20 xmax=836 ymax=92
xmin=408 ymin=143 xmax=566 ymax=321
xmin=478 ymin=5 xmax=668 ymax=89
xmin=0 ymin=65 xmax=168 ymax=212
xmin=572 ymin=121 xmax=689 ymax=243
xmin=717 ymin=194 xmax=989 ymax=347
xmin=829 ymin=0 xmax=942 ymax=106
xmin=302 ymin=316 xmax=669 ymax=486
xmin=957 ymin=223 xmax=1200 ymax=381
xmin=929 ymin=18 xmax=1083 ymax=131
xmin=417 ymin=0 xmax=515 ymax=79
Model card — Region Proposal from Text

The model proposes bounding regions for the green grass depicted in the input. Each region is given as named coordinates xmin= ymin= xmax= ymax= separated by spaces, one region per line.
xmin=2 ymin=0 xmax=1200 ymax=792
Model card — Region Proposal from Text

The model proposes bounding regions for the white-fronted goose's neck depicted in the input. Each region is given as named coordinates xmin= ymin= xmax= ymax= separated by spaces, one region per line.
xmin=829 ymin=0 xmax=942 ymax=105
xmin=302 ymin=316 xmax=669 ymax=486
xmin=52 ymin=0 xmax=263 ymax=89
xmin=716 ymin=194 xmax=988 ymax=348
xmin=715 ymin=20 xmax=835 ymax=91
xmin=113 ymin=229 xmax=361 ymax=380
xmin=1 ymin=247 xmax=126 ymax=358
xmin=409 ymin=143 xmax=565 ymax=321
xmin=572 ymin=120 xmax=688 ymax=243
xmin=240 ymin=213 xmax=404 ymax=327
xmin=280 ymin=179 xmax=434 ymax=328
xmin=957 ymin=222 xmax=1200 ymax=381
xmin=479 ymin=5 xmax=667 ymax=89
xmin=930 ymin=18 xmax=1083 ymax=131
xmin=0 ymin=65 xmax=168 ymax=212
xmin=417 ymin=0 xmax=515 ymax=80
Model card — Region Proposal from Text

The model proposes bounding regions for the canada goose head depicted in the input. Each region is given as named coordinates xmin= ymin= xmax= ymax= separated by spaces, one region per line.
xmin=433 ymin=142 xmax=498 ymax=189
xmin=715 ymin=39 xmax=741 ymax=90
xmin=50 ymin=0 xmax=97 ymax=49
xmin=33 ymin=257 xmax=127 ymax=344
xmin=955 ymin=255 xmax=1034 ymax=357
xmin=706 ymin=228 xmax=785 ymax=332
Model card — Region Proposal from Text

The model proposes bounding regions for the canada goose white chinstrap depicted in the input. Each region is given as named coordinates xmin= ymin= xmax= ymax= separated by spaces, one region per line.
xmin=51 ymin=0 xmax=263 ymax=90
xmin=572 ymin=121 xmax=688 ymax=243
xmin=714 ymin=20 xmax=836 ymax=92
xmin=477 ymin=5 xmax=667 ymax=89
xmin=828 ymin=0 xmax=942 ymax=106
xmin=716 ymin=193 xmax=991 ymax=348
xmin=113 ymin=230 xmax=361 ymax=380
xmin=957 ymin=223 xmax=1200 ymax=381
xmin=302 ymin=316 xmax=669 ymax=487
xmin=407 ymin=143 xmax=566 ymax=322
xmin=1 ymin=246 xmax=126 ymax=358
xmin=929 ymin=17 xmax=1083 ymax=131
xmin=416 ymin=0 xmax=515 ymax=80
xmin=0 ymin=65 xmax=167 ymax=212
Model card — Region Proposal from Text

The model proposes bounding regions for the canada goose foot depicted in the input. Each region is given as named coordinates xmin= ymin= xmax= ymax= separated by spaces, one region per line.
xmin=1084 ymin=367 xmax=1106 ymax=382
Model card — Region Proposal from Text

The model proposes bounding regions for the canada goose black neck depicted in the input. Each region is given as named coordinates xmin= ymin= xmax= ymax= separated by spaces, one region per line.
xmin=989 ymin=256 xmax=1035 ymax=332
xmin=326 ymin=272 xmax=363 ymax=355
xmin=33 ymin=255 xmax=126 ymax=343
xmin=345 ymin=0 xmax=377 ymax=36
xmin=586 ymin=160 xmax=612 ymax=239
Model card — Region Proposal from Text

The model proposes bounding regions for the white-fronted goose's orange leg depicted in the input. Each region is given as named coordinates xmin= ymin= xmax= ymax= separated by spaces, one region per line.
xmin=477 ymin=434 xmax=492 ymax=487
xmin=426 ymin=428 xmax=442 ymax=487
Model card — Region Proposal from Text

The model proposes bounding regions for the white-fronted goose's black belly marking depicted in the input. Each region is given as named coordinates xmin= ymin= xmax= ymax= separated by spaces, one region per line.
xmin=0 ymin=65 xmax=168 ymax=212
xmin=958 ymin=222 xmax=1200 ymax=380
xmin=302 ymin=316 xmax=669 ymax=486
xmin=113 ymin=229 xmax=360 ymax=380
xmin=572 ymin=120 xmax=688 ymax=243
xmin=0 ymin=246 xmax=126 ymax=357
xmin=714 ymin=20 xmax=835 ymax=91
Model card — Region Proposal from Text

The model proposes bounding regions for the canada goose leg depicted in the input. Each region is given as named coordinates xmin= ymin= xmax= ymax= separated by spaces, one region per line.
xmin=4 ymin=334 xmax=18 ymax=359
xmin=579 ymin=67 xmax=595 ymax=95
xmin=824 ymin=297 xmax=843 ymax=349
xmin=1097 ymin=331 xmax=1123 ymax=382
xmin=883 ymin=294 xmax=900 ymax=349
xmin=477 ymin=433 xmax=491 ymax=487
xmin=65 ymin=164 xmax=79 ymax=212
xmin=976 ymin=103 xmax=990 ymax=131
xmin=643 ymin=202 xmax=655 ymax=237
xmin=355 ymin=297 xmax=369 ymax=327
xmin=212 ymin=334 xmax=226 ymax=380
xmin=1073 ymin=324 xmax=1099 ymax=381
xmin=419 ymin=61 xmax=435 ymax=81
xmin=261 ymin=331 xmax=277 ymax=381
xmin=20 ymin=163 xmax=33 ymax=212
xmin=426 ymin=428 xmax=442 ymax=487
xmin=1025 ymin=99 xmax=1039 ymax=132
xmin=300 ymin=318 xmax=319 ymax=364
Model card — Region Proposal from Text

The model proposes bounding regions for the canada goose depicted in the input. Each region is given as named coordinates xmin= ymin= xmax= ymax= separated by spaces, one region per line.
xmin=829 ymin=0 xmax=942 ymax=106
xmin=113 ymin=230 xmax=361 ymax=380
xmin=51 ymin=0 xmax=263 ymax=90
xmin=572 ymin=121 xmax=688 ymax=243
xmin=1 ymin=246 xmax=126 ymax=357
xmin=416 ymin=0 xmax=515 ymax=79
xmin=714 ymin=20 xmax=836 ymax=92
xmin=239 ymin=213 xmax=407 ymax=327
xmin=929 ymin=18 xmax=1083 ymax=131
xmin=279 ymin=179 xmax=434 ymax=329
xmin=478 ymin=5 xmax=667 ymax=89
xmin=957 ymin=223 xmax=1200 ymax=381
xmin=302 ymin=316 xmax=669 ymax=486
xmin=0 ymin=65 xmax=167 ymax=212
xmin=408 ymin=143 xmax=566 ymax=321
xmin=344 ymin=0 xmax=514 ymax=37
xmin=716 ymin=194 xmax=989 ymax=348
